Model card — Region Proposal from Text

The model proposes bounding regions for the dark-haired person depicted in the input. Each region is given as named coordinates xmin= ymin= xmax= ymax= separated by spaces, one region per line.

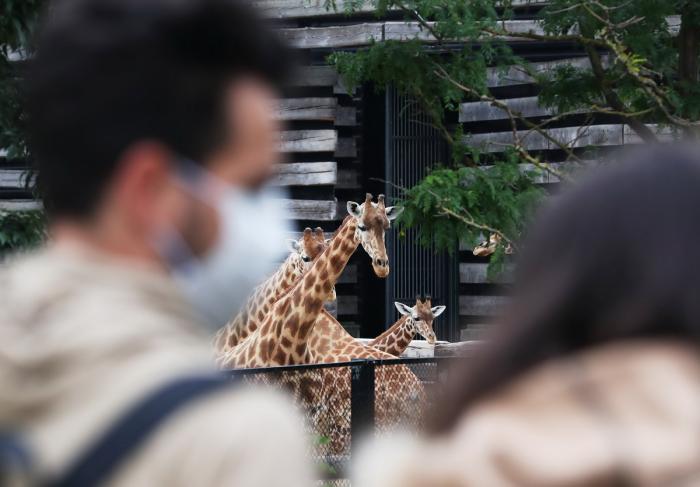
xmin=0 ymin=0 xmax=312 ymax=486
xmin=355 ymin=146 xmax=700 ymax=487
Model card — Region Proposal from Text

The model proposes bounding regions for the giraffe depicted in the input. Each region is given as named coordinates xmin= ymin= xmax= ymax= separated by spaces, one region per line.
xmin=213 ymin=227 xmax=333 ymax=359
xmin=218 ymin=195 xmax=426 ymax=455
xmin=370 ymin=295 xmax=446 ymax=357
xmin=219 ymin=193 xmax=403 ymax=368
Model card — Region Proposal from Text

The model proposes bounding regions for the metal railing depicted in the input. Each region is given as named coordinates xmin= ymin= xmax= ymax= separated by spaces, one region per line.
xmin=225 ymin=357 xmax=458 ymax=483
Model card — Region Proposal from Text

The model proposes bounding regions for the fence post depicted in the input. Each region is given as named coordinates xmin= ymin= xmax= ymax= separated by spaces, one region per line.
xmin=350 ymin=359 xmax=375 ymax=457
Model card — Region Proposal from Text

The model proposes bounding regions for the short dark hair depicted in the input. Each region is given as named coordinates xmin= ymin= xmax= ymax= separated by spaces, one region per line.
xmin=431 ymin=145 xmax=700 ymax=434
xmin=26 ymin=0 xmax=290 ymax=218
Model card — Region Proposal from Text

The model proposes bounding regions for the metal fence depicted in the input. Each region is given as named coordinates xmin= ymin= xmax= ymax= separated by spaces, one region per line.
xmin=225 ymin=357 xmax=456 ymax=484
xmin=385 ymin=89 xmax=460 ymax=342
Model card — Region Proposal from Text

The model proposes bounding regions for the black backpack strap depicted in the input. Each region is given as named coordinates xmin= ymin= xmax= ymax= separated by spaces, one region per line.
xmin=50 ymin=374 xmax=233 ymax=487
xmin=0 ymin=432 xmax=33 ymax=484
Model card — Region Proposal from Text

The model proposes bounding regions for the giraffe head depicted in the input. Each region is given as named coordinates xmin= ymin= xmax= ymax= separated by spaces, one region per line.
xmin=346 ymin=193 xmax=403 ymax=278
xmin=394 ymin=294 xmax=445 ymax=345
xmin=287 ymin=227 xmax=336 ymax=301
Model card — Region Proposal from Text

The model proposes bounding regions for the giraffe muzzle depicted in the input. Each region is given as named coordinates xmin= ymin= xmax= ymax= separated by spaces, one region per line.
xmin=372 ymin=258 xmax=390 ymax=278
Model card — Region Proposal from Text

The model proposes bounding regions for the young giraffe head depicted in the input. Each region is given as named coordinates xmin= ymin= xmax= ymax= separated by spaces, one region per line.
xmin=394 ymin=294 xmax=446 ymax=345
xmin=346 ymin=193 xmax=403 ymax=278
xmin=287 ymin=227 xmax=336 ymax=301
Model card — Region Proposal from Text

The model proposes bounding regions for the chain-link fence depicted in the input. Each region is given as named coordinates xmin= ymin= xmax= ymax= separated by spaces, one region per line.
xmin=225 ymin=358 xmax=457 ymax=483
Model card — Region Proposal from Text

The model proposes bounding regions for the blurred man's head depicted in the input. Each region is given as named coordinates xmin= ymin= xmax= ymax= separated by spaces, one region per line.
xmin=26 ymin=0 xmax=290 ymax=258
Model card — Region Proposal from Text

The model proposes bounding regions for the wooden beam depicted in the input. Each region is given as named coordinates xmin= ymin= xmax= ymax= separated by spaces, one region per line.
xmin=460 ymin=96 xmax=571 ymax=123
xmin=459 ymin=263 xmax=514 ymax=284
xmin=279 ymin=130 xmax=337 ymax=153
xmin=335 ymin=106 xmax=357 ymax=126
xmin=279 ymin=23 xmax=383 ymax=49
xmin=273 ymin=162 xmax=337 ymax=186
xmin=486 ymin=56 xmax=603 ymax=87
xmin=254 ymin=0 xmax=376 ymax=19
xmin=279 ymin=20 xmax=547 ymax=49
xmin=275 ymin=97 xmax=337 ymax=121
xmin=0 ymin=169 xmax=25 ymax=189
xmin=281 ymin=198 xmax=337 ymax=220
xmin=0 ymin=200 xmax=41 ymax=211
xmin=288 ymin=65 xmax=338 ymax=87
xmin=335 ymin=137 xmax=357 ymax=158
xmin=464 ymin=124 xmax=668 ymax=153
xmin=459 ymin=295 xmax=509 ymax=316
xmin=255 ymin=0 xmax=546 ymax=19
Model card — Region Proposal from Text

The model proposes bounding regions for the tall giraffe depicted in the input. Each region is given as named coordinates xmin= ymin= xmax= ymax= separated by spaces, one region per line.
xmin=213 ymin=227 xmax=332 ymax=358
xmin=370 ymin=295 xmax=446 ymax=357
xmin=220 ymin=193 xmax=402 ymax=368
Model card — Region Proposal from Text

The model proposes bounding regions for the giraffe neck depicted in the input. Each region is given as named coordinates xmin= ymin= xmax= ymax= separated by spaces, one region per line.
xmin=369 ymin=315 xmax=415 ymax=357
xmin=214 ymin=252 xmax=304 ymax=352
xmin=270 ymin=217 xmax=359 ymax=364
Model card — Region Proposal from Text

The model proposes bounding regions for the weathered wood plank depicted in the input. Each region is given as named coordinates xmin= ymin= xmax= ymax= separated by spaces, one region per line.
xmin=278 ymin=130 xmax=337 ymax=153
xmin=335 ymin=106 xmax=357 ymax=126
xmin=289 ymin=65 xmax=338 ymax=87
xmin=459 ymin=295 xmax=509 ymax=316
xmin=255 ymin=0 xmax=547 ymax=19
xmin=486 ymin=56 xmax=600 ymax=87
xmin=0 ymin=169 xmax=25 ymax=189
xmin=275 ymin=97 xmax=337 ymax=121
xmin=255 ymin=0 xmax=376 ymax=19
xmin=465 ymin=124 xmax=669 ymax=153
xmin=279 ymin=23 xmax=383 ymax=49
xmin=460 ymin=263 xmax=514 ymax=284
xmin=384 ymin=20 xmax=550 ymax=43
xmin=280 ymin=20 xmax=547 ymax=49
xmin=335 ymin=137 xmax=357 ymax=158
xmin=282 ymin=198 xmax=337 ymax=220
xmin=0 ymin=200 xmax=41 ymax=211
xmin=460 ymin=96 xmax=573 ymax=123
xmin=273 ymin=162 xmax=337 ymax=186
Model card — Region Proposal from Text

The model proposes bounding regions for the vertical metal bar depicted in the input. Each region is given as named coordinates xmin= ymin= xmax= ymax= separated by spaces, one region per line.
xmin=350 ymin=360 xmax=376 ymax=457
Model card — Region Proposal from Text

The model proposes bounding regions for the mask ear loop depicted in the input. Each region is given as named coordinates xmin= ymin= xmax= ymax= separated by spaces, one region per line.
xmin=173 ymin=157 xmax=230 ymax=207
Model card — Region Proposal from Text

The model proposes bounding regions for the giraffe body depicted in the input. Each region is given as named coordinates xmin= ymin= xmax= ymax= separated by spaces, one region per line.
xmin=213 ymin=227 xmax=332 ymax=362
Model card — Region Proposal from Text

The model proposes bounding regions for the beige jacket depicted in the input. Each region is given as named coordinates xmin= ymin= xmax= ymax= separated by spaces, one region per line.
xmin=0 ymin=245 xmax=312 ymax=487
xmin=356 ymin=341 xmax=700 ymax=487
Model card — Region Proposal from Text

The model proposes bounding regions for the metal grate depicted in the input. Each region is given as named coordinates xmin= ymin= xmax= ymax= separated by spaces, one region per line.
xmin=384 ymin=88 xmax=459 ymax=341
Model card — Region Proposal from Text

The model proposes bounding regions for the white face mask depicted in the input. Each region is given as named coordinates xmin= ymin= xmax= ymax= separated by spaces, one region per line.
xmin=155 ymin=163 xmax=291 ymax=331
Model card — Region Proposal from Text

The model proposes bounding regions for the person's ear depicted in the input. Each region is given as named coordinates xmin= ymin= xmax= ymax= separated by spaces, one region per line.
xmin=111 ymin=141 xmax=174 ymax=231
xmin=394 ymin=302 xmax=413 ymax=316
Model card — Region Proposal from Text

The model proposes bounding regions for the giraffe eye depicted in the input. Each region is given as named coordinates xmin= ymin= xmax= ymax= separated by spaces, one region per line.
xmin=358 ymin=225 xmax=367 ymax=231
xmin=302 ymin=256 xmax=311 ymax=263
xmin=412 ymin=314 xmax=419 ymax=320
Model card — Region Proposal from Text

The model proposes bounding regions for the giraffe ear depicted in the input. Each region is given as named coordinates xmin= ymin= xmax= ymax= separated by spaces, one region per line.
xmin=385 ymin=206 xmax=404 ymax=221
xmin=394 ymin=302 xmax=413 ymax=316
xmin=431 ymin=305 xmax=446 ymax=318
xmin=347 ymin=201 xmax=363 ymax=218
xmin=287 ymin=239 xmax=302 ymax=253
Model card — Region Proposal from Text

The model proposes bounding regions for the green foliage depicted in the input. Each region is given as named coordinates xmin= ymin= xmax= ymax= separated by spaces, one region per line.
xmin=330 ymin=0 xmax=700 ymax=265
xmin=397 ymin=148 xmax=544 ymax=263
xmin=0 ymin=210 xmax=46 ymax=256
xmin=1 ymin=0 xmax=44 ymax=158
